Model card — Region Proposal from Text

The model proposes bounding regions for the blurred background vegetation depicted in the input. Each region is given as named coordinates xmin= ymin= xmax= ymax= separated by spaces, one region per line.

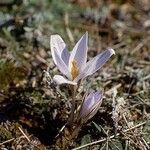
xmin=0 ymin=0 xmax=149 ymax=149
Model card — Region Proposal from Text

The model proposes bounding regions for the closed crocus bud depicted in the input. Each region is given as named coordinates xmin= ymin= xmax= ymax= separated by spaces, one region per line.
xmin=79 ymin=91 xmax=103 ymax=123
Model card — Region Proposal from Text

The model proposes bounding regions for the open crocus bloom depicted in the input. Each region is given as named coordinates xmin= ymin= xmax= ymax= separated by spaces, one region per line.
xmin=50 ymin=32 xmax=115 ymax=85
xmin=79 ymin=91 xmax=103 ymax=122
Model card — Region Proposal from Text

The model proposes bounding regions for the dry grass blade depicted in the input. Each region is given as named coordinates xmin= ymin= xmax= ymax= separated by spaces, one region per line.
xmin=72 ymin=121 xmax=147 ymax=150
xmin=18 ymin=127 xmax=31 ymax=142
xmin=0 ymin=138 xmax=15 ymax=146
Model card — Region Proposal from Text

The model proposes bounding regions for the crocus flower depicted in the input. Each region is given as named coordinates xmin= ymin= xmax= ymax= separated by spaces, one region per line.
xmin=50 ymin=32 xmax=115 ymax=85
xmin=79 ymin=91 xmax=103 ymax=123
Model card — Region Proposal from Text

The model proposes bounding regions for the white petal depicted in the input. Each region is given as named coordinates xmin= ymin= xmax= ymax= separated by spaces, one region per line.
xmin=76 ymin=48 xmax=115 ymax=81
xmin=61 ymin=48 xmax=70 ymax=66
xmin=53 ymin=75 xmax=77 ymax=85
xmin=50 ymin=35 xmax=70 ymax=65
xmin=69 ymin=32 xmax=88 ymax=72
xmin=53 ymin=50 xmax=71 ymax=78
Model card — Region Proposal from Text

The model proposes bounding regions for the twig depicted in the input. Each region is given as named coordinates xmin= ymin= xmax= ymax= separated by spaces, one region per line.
xmin=141 ymin=137 xmax=150 ymax=149
xmin=122 ymin=114 xmax=139 ymax=144
xmin=0 ymin=138 xmax=15 ymax=145
xmin=95 ymin=123 xmax=120 ymax=150
xmin=100 ymin=142 xmax=107 ymax=150
xmin=131 ymin=38 xmax=149 ymax=55
xmin=136 ymin=96 xmax=150 ymax=107
xmin=72 ymin=121 xmax=147 ymax=150
xmin=18 ymin=127 xmax=30 ymax=142
xmin=131 ymin=42 xmax=144 ymax=54
xmin=18 ymin=127 xmax=43 ymax=150
xmin=55 ymin=123 xmax=67 ymax=138
xmin=120 ymin=131 xmax=140 ymax=148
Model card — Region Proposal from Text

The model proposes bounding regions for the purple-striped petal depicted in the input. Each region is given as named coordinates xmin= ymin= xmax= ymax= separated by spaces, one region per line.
xmin=53 ymin=50 xmax=71 ymax=78
xmin=69 ymin=32 xmax=88 ymax=72
xmin=75 ymin=48 xmax=115 ymax=81
xmin=50 ymin=35 xmax=70 ymax=66
xmin=80 ymin=91 xmax=103 ymax=121
xmin=53 ymin=75 xmax=77 ymax=85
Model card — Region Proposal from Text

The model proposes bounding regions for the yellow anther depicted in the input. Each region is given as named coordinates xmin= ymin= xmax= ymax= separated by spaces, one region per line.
xmin=71 ymin=60 xmax=79 ymax=80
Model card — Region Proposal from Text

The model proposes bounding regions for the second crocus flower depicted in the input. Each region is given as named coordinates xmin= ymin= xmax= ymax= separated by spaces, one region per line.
xmin=78 ymin=91 xmax=103 ymax=123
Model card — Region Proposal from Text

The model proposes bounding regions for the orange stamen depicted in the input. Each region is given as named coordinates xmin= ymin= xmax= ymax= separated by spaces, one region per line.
xmin=71 ymin=60 xmax=79 ymax=80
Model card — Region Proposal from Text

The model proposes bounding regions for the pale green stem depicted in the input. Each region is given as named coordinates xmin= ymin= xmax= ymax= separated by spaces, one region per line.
xmin=68 ymin=85 xmax=77 ymax=126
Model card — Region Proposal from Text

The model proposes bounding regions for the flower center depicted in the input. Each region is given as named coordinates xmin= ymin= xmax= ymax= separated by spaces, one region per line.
xmin=71 ymin=60 xmax=79 ymax=80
